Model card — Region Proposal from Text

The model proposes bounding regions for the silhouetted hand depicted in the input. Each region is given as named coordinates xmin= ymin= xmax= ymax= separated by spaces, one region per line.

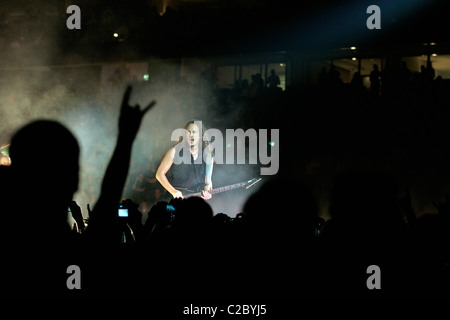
xmin=119 ymin=86 xmax=156 ymax=141
xmin=89 ymin=86 xmax=156 ymax=224
xmin=69 ymin=200 xmax=85 ymax=233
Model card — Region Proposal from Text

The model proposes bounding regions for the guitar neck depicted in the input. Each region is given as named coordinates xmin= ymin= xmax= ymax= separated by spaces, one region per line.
xmin=185 ymin=182 xmax=245 ymax=198
xmin=210 ymin=182 xmax=245 ymax=195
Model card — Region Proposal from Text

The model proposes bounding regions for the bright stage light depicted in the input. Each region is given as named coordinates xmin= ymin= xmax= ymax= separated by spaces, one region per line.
xmin=113 ymin=33 xmax=119 ymax=38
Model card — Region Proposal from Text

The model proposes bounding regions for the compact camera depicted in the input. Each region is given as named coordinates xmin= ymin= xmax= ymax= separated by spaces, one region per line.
xmin=118 ymin=203 xmax=129 ymax=217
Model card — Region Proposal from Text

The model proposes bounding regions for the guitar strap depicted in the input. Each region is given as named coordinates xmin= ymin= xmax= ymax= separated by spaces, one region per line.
xmin=184 ymin=154 xmax=204 ymax=189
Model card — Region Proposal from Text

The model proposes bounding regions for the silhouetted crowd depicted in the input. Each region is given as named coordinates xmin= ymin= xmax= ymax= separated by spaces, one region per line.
xmin=1 ymin=58 xmax=450 ymax=300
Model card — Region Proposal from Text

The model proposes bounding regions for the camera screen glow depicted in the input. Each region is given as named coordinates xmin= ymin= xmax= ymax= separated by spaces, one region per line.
xmin=118 ymin=208 xmax=128 ymax=217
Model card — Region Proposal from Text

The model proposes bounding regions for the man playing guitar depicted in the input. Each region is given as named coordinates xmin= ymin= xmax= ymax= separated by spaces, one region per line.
xmin=156 ymin=120 xmax=213 ymax=200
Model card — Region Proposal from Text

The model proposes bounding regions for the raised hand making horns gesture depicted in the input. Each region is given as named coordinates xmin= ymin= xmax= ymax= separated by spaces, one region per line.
xmin=119 ymin=85 xmax=156 ymax=141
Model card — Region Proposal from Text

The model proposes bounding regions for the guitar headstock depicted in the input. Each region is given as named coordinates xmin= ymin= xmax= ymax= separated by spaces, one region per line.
xmin=244 ymin=177 xmax=262 ymax=189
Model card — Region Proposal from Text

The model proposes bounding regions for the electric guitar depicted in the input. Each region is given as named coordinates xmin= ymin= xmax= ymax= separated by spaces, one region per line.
xmin=176 ymin=178 xmax=262 ymax=199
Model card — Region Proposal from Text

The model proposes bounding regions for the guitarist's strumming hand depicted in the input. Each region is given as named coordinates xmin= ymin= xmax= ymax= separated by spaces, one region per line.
xmin=201 ymin=182 xmax=212 ymax=200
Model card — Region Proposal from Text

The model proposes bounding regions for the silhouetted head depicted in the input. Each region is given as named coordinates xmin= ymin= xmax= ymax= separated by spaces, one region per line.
xmin=328 ymin=171 xmax=404 ymax=240
xmin=244 ymin=178 xmax=319 ymax=240
xmin=176 ymin=197 xmax=213 ymax=229
xmin=9 ymin=120 xmax=80 ymax=207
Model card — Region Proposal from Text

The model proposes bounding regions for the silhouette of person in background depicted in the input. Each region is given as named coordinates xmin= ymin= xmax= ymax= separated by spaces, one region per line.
xmin=266 ymin=69 xmax=280 ymax=89
xmin=399 ymin=61 xmax=412 ymax=84
xmin=249 ymin=74 xmax=263 ymax=97
xmin=5 ymin=120 xmax=81 ymax=297
xmin=426 ymin=60 xmax=435 ymax=82
xmin=81 ymin=87 xmax=155 ymax=297
xmin=370 ymin=64 xmax=381 ymax=95
xmin=350 ymin=71 xmax=364 ymax=91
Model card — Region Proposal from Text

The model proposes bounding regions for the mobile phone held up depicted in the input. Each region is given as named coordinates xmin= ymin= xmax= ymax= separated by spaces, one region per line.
xmin=118 ymin=204 xmax=129 ymax=218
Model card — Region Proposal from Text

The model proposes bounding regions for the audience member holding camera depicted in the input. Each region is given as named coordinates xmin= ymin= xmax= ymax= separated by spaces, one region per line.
xmin=1 ymin=86 xmax=155 ymax=298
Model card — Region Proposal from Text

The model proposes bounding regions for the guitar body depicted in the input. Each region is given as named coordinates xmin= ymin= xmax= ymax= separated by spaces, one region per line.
xmin=176 ymin=183 xmax=208 ymax=198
